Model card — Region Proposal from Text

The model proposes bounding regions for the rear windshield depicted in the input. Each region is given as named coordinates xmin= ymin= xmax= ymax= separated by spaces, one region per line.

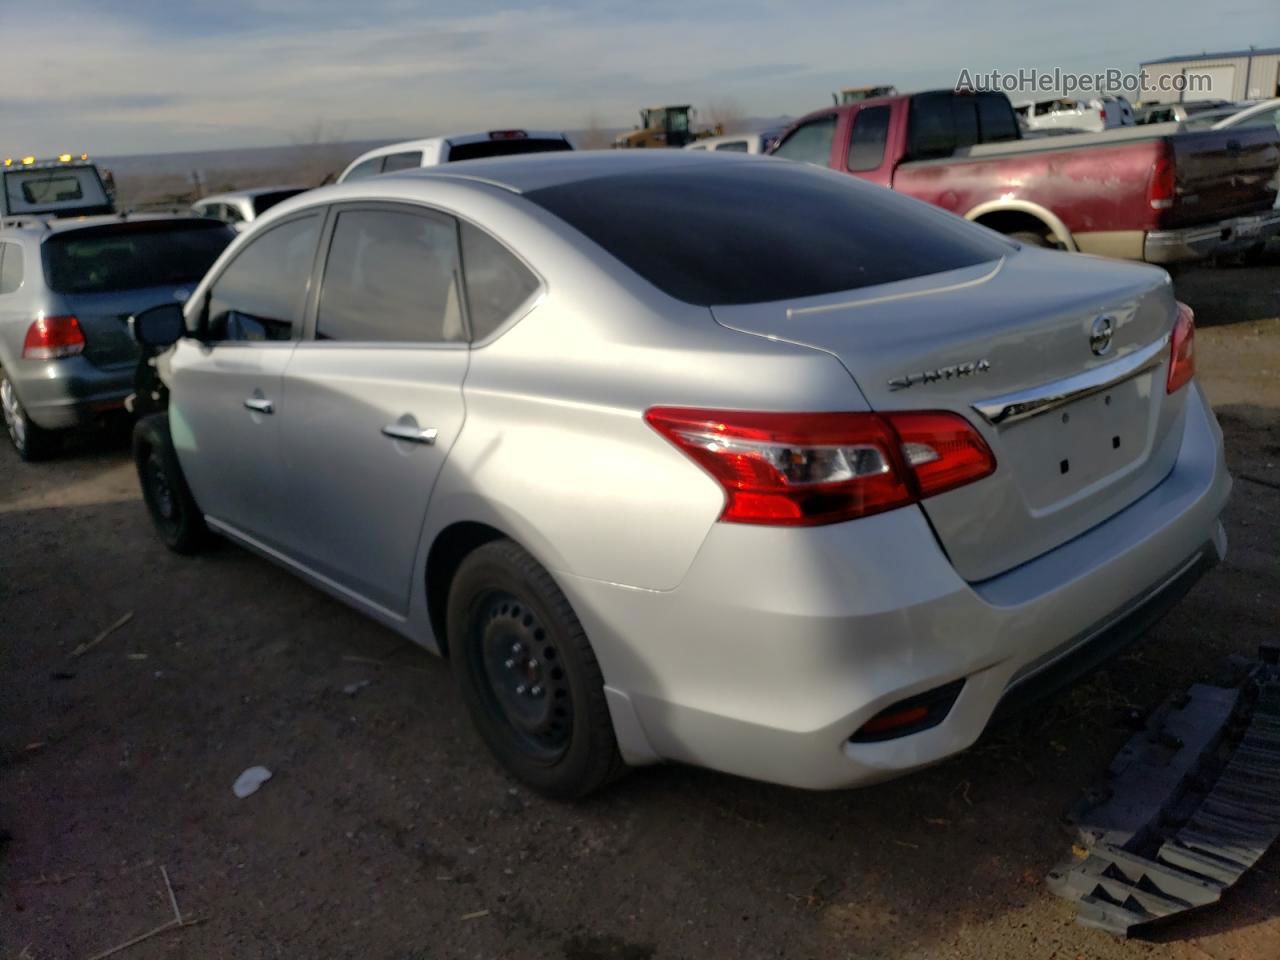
xmin=524 ymin=163 xmax=1011 ymax=305
xmin=251 ymin=189 xmax=305 ymax=216
xmin=447 ymin=138 xmax=572 ymax=163
xmin=43 ymin=220 xmax=234 ymax=295
xmin=4 ymin=167 xmax=110 ymax=214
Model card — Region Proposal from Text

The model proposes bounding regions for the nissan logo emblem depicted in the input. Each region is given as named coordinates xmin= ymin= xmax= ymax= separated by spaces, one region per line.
xmin=1090 ymin=315 xmax=1115 ymax=356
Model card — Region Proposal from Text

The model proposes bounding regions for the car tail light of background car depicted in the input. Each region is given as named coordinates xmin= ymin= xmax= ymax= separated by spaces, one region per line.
xmin=1167 ymin=301 xmax=1196 ymax=394
xmin=22 ymin=315 xmax=85 ymax=360
xmin=644 ymin=407 xmax=996 ymax=526
xmin=1148 ymin=149 xmax=1176 ymax=210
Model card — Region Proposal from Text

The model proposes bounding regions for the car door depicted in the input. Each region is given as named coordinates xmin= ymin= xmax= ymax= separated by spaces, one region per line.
xmin=167 ymin=212 xmax=323 ymax=549
xmin=274 ymin=203 xmax=469 ymax=616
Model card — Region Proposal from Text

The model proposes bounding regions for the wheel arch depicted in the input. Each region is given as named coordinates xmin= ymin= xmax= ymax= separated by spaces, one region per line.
xmin=424 ymin=520 xmax=508 ymax=658
xmin=965 ymin=199 xmax=1076 ymax=251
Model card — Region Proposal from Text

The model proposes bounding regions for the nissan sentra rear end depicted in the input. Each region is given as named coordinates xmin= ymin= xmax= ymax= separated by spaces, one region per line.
xmin=517 ymin=157 xmax=1231 ymax=789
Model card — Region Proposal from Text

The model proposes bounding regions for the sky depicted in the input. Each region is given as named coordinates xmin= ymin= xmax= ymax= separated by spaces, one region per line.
xmin=1 ymin=0 xmax=1276 ymax=156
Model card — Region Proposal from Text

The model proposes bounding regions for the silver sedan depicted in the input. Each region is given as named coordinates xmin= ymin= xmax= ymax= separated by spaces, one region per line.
xmin=129 ymin=151 xmax=1230 ymax=797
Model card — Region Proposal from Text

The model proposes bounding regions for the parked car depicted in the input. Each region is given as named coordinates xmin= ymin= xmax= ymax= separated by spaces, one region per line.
xmin=684 ymin=130 xmax=784 ymax=154
xmin=1179 ymin=98 xmax=1280 ymax=134
xmin=773 ymin=89 xmax=1280 ymax=264
xmin=1133 ymin=100 xmax=1232 ymax=125
xmin=337 ymin=130 xmax=573 ymax=183
xmin=1014 ymin=96 xmax=1133 ymax=133
xmin=192 ymin=186 xmax=307 ymax=232
xmin=129 ymin=152 xmax=1229 ymax=798
xmin=0 ymin=215 xmax=234 ymax=459
xmin=1 ymin=154 xmax=114 ymax=219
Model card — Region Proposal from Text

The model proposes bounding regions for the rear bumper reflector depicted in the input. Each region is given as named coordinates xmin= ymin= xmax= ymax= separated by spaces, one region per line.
xmin=850 ymin=679 xmax=965 ymax=743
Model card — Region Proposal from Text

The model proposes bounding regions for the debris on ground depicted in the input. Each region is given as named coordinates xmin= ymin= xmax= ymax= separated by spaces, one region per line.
xmin=342 ymin=680 xmax=372 ymax=696
xmin=1048 ymin=645 xmax=1280 ymax=936
xmin=84 ymin=865 xmax=198 ymax=960
xmin=71 ymin=612 xmax=135 ymax=658
xmin=232 ymin=766 xmax=273 ymax=799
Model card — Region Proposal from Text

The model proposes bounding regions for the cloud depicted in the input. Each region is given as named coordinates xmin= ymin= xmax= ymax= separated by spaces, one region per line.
xmin=2 ymin=0 xmax=1276 ymax=155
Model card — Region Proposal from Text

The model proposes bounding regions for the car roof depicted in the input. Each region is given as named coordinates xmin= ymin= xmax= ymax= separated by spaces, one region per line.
xmin=195 ymin=186 xmax=306 ymax=204
xmin=683 ymin=132 xmax=762 ymax=149
xmin=374 ymin=149 xmax=766 ymax=194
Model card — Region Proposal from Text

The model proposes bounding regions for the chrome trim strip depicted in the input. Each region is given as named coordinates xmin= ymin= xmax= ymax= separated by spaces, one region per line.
xmin=973 ymin=334 xmax=1169 ymax=427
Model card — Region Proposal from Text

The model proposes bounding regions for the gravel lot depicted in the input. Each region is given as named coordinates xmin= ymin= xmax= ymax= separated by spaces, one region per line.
xmin=2 ymin=258 xmax=1278 ymax=960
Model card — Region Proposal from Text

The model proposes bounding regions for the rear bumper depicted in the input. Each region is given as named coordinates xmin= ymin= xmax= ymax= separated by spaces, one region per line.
xmin=564 ymin=382 xmax=1231 ymax=789
xmin=1144 ymin=210 xmax=1280 ymax=263
xmin=9 ymin=356 xmax=133 ymax=429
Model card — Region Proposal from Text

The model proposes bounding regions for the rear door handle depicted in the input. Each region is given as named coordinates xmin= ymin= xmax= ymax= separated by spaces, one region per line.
xmin=381 ymin=424 xmax=438 ymax=445
xmin=243 ymin=397 xmax=274 ymax=414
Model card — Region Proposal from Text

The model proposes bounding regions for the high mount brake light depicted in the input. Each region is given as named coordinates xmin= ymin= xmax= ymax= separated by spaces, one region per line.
xmin=22 ymin=315 xmax=85 ymax=360
xmin=644 ymin=408 xmax=995 ymax=527
xmin=1167 ymin=301 xmax=1196 ymax=394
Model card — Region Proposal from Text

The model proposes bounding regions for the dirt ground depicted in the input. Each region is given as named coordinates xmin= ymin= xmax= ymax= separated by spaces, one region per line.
xmin=2 ymin=257 xmax=1278 ymax=960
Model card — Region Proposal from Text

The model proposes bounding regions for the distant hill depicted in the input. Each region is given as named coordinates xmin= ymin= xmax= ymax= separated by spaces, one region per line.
xmin=100 ymin=119 xmax=794 ymax=209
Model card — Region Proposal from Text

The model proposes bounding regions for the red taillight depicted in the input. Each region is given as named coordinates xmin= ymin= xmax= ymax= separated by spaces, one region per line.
xmin=1100 ymin=108 xmax=1108 ymax=122
xmin=22 ymin=315 xmax=85 ymax=360
xmin=1148 ymin=149 xmax=1176 ymax=210
xmin=1167 ymin=301 xmax=1195 ymax=394
xmin=644 ymin=407 xmax=995 ymax=527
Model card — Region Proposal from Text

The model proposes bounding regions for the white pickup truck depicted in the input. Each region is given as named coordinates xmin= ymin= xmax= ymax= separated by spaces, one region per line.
xmin=1 ymin=155 xmax=115 ymax=221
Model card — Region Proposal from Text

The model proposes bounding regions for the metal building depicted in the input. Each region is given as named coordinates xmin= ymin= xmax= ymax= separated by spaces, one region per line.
xmin=1140 ymin=46 xmax=1280 ymax=104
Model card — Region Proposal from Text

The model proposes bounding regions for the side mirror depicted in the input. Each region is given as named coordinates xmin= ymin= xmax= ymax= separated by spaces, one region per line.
xmin=130 ymin=302 xmax=186 ymax=348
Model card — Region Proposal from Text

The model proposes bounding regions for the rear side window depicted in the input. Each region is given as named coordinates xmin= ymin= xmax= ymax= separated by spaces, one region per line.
xmin=317 ymin=208 xmax=464 ymax=343
xmin=342 ymin=157 xmax=384 ymax=182
xmin=907 ymin=93 xmax=1017 ymax=158
xmin=772 ymin=116 xmax=837 ymax=165
xmin=446 ymin=138 xmax=572 ymax=163
xmin=252 ymin=189 xmax=305 ymax=216
xmin=847 ymin=106 xmax=890 ymax=172
xmin=380 ymin=151 xmax=423 ymax=173
xmin=714 ymin=140 xmax=750 ymax=153
xmin=43 ymin=221 xmax=234 ymax=295
xmin=460 ymin=222 xmax=539 ymax=342
xmin=525 ymin=164 xmax=1010 ymax=306
xmin=206 ymin=215 xmax=320 ymax=341
xmin=0 ymin=243 xmax=23 ymax=294
xmin=975 ymin=93 xmax=1020 ymax=142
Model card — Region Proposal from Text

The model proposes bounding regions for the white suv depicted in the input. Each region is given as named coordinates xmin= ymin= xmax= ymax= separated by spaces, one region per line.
xmin=338 ymin=130 xmax=573 ymax=182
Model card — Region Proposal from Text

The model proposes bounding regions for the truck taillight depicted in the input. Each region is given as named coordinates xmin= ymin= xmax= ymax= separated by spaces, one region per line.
xmin=1149 ymin=150 xmax=1176 ymax=210
xmin=644 ymin=408 xmax=995 ymax=527
xmin=22 ymin=315 xmax=85 ymax=360
xmin=1100 ymin=108 xmax=1108 ymax=122
xmin=1167 ymin=301 xmax=1195 ymax=394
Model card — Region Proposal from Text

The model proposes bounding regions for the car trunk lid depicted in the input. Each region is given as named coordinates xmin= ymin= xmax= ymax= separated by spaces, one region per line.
xmin=711 ymin=251 xmax=1187 ymax=582
xmin=56 ymin=287 xmax=191 ymax=369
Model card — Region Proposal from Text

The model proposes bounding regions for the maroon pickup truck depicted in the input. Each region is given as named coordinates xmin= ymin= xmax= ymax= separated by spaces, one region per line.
xmin=772 ymin=90 xmax=1280 ymax=264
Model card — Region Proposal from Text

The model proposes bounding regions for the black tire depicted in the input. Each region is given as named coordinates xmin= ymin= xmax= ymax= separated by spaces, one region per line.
xmin=132 ymin=413 xmax=208 ymax=554
xmin=447 ymin=539 xmax=626 ymax=799
xmin=1 ymin=369 xmax=62 ymax=461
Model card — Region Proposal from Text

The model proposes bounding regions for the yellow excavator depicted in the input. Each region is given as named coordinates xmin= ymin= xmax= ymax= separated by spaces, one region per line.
xmin=613 ymin=106 xmax=720 ymax=148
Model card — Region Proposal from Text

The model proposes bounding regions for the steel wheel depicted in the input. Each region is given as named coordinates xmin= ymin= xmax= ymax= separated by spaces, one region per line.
xmin=470 ymin=589 xmax=573 ymax=763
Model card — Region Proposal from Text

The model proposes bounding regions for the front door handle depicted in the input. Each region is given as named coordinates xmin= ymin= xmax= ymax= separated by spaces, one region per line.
xmin=243 ymin=397 xmax=274 ymax=414
xmin=381 ymin=424 xmax=438 ymax=445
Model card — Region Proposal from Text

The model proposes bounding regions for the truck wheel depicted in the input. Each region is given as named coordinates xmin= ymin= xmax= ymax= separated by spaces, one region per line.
xmin=133 ymin=413 xmax=208 ymax=553
xmin=448 ymin=539 xmax=626 ymax=799
xmin=1 ymin=370 xmax=60 ymax=461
